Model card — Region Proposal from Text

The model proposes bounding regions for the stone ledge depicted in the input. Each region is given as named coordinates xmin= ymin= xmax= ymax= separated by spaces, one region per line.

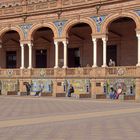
xmin=93 ymin=94 xmax=106 ymax=99
xmin=41 ymin=92 xmax=52 ymax=96
xmin=119 ymin=95 xmax=135 ymax=100
xmin=78 ymin=93 xmax=91 ymax=98
xmin=56 ymin=93 xmax=66 ymax=97
xmin=7 ymin=91 xmax=17 ymax=95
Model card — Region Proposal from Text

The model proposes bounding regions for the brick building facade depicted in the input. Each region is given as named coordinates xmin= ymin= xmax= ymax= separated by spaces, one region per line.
xmin=0 ymin=0 xmax=140 ymax=100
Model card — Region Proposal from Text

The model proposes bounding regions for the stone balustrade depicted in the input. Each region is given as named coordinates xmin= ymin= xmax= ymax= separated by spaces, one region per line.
xmin=0 ymin=66 xmax=138 ymax=79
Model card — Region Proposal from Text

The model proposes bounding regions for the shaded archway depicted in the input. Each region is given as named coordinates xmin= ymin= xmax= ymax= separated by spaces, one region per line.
xmin=107 ymin=17 xmax=137 ymax=66
xmin=0 ymin=30 xmax=20 ymax=68
xmin=32 ymin=27 xmax=54 ymax=68
xmin=28 ymin=23 xmax=58 ymax=41
xmin=67 ymin=23 xmax=92 ymax=67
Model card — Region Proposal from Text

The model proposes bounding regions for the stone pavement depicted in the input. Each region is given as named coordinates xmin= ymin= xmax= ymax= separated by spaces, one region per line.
xmin=0 ymin=96 xmax=140 ymax=140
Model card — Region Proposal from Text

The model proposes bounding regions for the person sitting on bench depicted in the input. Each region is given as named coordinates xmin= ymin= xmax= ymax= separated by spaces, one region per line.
xmin=115 ymin=87 xmax=122 ymax=99
xmin=35 ymin=83 xmax=44 ymax=96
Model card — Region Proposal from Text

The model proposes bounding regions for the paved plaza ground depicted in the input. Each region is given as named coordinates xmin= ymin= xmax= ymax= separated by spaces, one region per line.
xmin=0 ymin=96 xmax=140 ymax=140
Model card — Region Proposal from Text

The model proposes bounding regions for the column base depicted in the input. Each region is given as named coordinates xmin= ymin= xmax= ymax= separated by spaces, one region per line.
xmin=136 ymin=63 xmax=140 ymax=67
xmin=28 ymin=67 xmax=32 ymax=69
xmin=102 ymin=64 xmax=107 ymax=67
xmin=62 ymin=66 xmax=68 ymax=68
xmin=54 ymin=66 xmax=59 ymax=68
xmin=92 ymin=65 xmax=97 ymax=68
xmin=20 ymin=67 xmax=25 ymax=69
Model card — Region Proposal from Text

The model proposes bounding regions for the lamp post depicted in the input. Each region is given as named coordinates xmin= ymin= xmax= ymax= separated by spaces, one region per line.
xmin=95 ymin=0 xmax=102 ymax=15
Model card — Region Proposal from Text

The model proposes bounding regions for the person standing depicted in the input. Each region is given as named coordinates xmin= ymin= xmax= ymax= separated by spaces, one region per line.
xmin=24 ymin=82 xmax=31 ymax=96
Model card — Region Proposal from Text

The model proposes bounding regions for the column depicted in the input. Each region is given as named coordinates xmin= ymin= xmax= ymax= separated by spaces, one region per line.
xmin=20 ymin=43 xmax=25 ymax=69
xmin=92 ymin=38 xmax=97 ymax=67
xmin=102 ymin=37 xmax=107 ymax=67
xmin=62 ymin=41 xmax=68 ymax=68
xmin=54 ymin=41 xmax=59 ymax=68
xmin=28 ymin=43 xmax=32 ymax=69
xmin=137 ymin=34 xmax=140 ymax=66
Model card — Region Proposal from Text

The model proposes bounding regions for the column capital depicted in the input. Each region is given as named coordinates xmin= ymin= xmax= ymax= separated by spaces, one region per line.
xmin=54 ymin=37 xmax=68 ymax=43
xmin=102 ymin=37 xmax=108 ymax=42
xmin=20 ymin=43 xmax=24 ymax=47
xmin=92 ymin=38 xmax=97 ymax=42
xmin=62 ymin=40 xmax=68 ymax=45
xmin=54 ymin=41 xmax=59 ymax=46
xmin=20 ymin=40 xmax=33 ymax=45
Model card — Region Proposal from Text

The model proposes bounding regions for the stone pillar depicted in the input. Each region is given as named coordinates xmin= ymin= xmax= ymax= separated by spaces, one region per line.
xmin=20 ymin=43 xmax=25 ymax=69
xmin=54 ymin=41 xmax=59 ymax=68
xmin=137 ymin=34 xmax=140 ymax=66
xmin=62 ymin=41 xmax=68 ymax=68
xmin=92 ymin=38 xmax=97 ymax=67
xmin=135 ymin=78 xmax=140 ymax=101
xmin=28 ymin=43 xmax=32 ymax=69
xmin=102 ymin=37 xmax=107 ymax=67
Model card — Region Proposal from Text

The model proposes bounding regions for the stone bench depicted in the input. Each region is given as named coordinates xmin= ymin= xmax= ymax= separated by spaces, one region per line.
xmin=56 ymin=93 xmax=66 ymax=97
xmin=41 ymin=92 xmax=52 ymax=97
xmin=7 ymin=91 xmax=17 ymax=95
xmin=77 ymin=93 xmax=91 ymax=98
xmin=19 ymin=92 xmax=27 ymax=96
xmin=93 ymin=94 xmax=106 ymax=99
xmin=119 ymin=94 xmax=135 ymax=100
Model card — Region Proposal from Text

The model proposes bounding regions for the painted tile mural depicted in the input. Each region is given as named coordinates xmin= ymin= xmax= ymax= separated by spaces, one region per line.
xmin=105 ymin=78 xmax=135 ymax=95
xmin=1 ymin=80 xmax=19 ymax=95
xmin=31 ymin=79 xmax=53 ymax=93
xmin=67 ymin=79 xmax=90 ymax=94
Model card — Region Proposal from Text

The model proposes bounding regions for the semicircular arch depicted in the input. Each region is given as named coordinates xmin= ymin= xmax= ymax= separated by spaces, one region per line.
xmin=101 ymin=12 xmax=140 ymax=34
xmin=0 ymin=26 xmax=24 ymax=41
xmin=28 ymin=23 xmax=59 ymax=40
xmin=62 ymin=18 xmax=97 ymax=38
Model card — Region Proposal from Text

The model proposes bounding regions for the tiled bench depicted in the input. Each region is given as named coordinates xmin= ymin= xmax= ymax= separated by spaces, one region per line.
xmin=93 ymin=94 xmax=106 ymax=99
xmin=7 ymin=91 xmax=17 ymax=95
xmin=41 ymin=92 xmax=52 ymax=96
xmin=78 ymin=93 xmax=91 ymax=98
xmin=119 ymin=94 xmax=135 ymax=100
xmin=56 ymin=93 xmax=66 ymax=97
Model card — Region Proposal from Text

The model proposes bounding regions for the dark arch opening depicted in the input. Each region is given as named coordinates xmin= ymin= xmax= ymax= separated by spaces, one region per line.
xmin=1 ymin=30 xmax=20 ymax=68
xmin=32 ymin=27 xmax=54 ymax=68
xmin=107 ymin=17 xmax=137 ymax=66
xmin=67 ymin=23 xmax=93 ymax=68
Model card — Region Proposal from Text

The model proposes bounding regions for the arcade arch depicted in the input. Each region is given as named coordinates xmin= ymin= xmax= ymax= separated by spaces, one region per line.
xmin=106 ymin=17 xmax=137 ymax=66
xmin=0 ymin=30 xmax=21 ymax=68
xmin=32 ymin=27 xmax=55 ymax=68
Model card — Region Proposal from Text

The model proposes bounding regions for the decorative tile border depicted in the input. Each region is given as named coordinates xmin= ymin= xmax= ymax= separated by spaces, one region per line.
xmin=54 ymin=20 xmax=67 ymax=37
xmin=19 ymin=23 xmax=32 ymax=39
xmin=91 ymin=15 xmax=106 ymax=32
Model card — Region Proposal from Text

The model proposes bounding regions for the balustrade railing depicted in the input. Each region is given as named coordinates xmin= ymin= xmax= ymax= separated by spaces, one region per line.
xmin=0 ymin=66 xmax=138 ymax=78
